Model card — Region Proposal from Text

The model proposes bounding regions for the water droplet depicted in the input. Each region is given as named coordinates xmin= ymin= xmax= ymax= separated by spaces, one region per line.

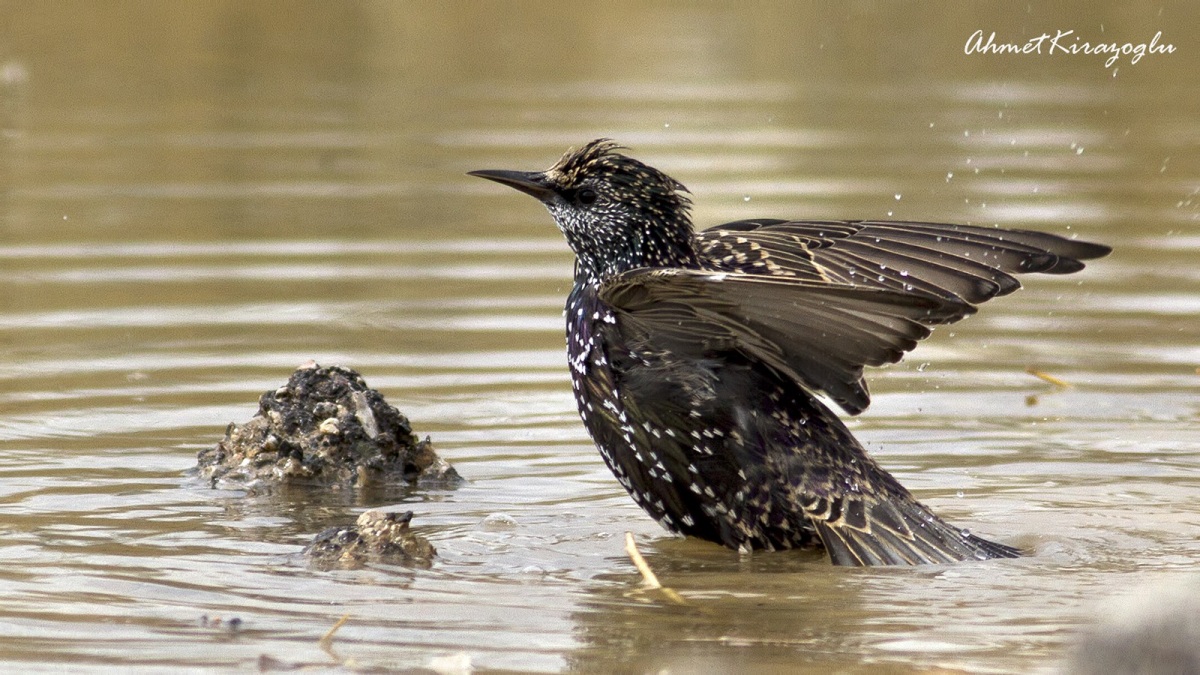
xmin=894 ymin=193 xmax=902 ymax=201
xmin=916 ymin=362 xmax=930 ymax=372
xmin=743 ymin=195 xmax=751 ymax=202
xmin=960 ymin=528 xmax=972 ymax=538
xmin=899 ymin=270 xmax=909 ymax=277
xmin=955 ymin=490 xmax=964 ymax=498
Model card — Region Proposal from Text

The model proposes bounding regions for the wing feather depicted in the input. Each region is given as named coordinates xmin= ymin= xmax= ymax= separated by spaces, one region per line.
xmin=671 ymin=220 xmax=1111 ymax=413
xmin=810 ymin=495 xmax=1020 ymax=565
xmin=601 ymin=269 xmax=972 ymax=413
xmin=699 ymin=220 xmax=1111 ymax=304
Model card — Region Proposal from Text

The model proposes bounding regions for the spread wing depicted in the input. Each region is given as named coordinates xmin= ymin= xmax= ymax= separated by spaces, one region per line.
xmin=600 ymin=269 xmax=972 ymax=415
xmin=602 ymin=221 xmax=1109 ymax=415
xmin=698 ymin=219 xmax=1111 ymax=303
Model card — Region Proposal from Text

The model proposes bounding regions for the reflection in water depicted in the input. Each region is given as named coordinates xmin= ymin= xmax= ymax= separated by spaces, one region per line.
xmin=568 ymin=544 xmax=866 ymax=672
xmin=566 ymin=540 xmax=1093 ymax=673
xmin=0 ymin=0 xmax=1197 ymax=671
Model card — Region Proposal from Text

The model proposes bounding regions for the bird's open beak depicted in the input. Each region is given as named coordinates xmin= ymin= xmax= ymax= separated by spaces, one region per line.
xmin=467 ymin=169 xmax=558 ymax=202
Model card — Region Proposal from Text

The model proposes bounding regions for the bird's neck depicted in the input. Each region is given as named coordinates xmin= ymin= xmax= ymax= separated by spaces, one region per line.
xmin=571 ymin=212 xmax=698 ymax=286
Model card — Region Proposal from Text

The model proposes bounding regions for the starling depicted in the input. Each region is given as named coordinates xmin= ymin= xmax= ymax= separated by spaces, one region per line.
xmin=469 ymin=139 xmax=1110 ymax=565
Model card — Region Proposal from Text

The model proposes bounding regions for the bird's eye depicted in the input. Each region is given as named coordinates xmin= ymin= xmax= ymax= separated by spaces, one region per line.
xmin=576 ymin=188 xmax=598 ymax=206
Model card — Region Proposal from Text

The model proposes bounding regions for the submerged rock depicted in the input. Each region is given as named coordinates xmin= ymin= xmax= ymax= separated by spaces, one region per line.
xmin=1065 ymin=576 xmax=1200 ymax=675
xmin=303 ymin=510 xmax=436 ymax=568
xmin=198 ymin=362 xmax=459 ymax=490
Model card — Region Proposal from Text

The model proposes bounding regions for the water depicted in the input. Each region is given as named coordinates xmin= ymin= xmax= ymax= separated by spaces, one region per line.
xmin=1 ymin=3 xmax=1198 ymax=672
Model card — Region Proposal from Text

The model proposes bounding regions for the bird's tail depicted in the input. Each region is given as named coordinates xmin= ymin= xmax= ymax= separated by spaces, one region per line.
xmin=809 ymin=490 xmax=1020 ymax=566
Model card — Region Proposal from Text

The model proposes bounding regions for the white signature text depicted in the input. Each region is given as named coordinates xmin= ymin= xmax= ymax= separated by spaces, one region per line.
xmin=965 ymin=29 xmax=1174 ymax=68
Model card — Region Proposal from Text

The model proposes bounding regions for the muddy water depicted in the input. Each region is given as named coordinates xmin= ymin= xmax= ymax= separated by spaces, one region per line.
xmin=1 ymin=3 xmax=1197 ymax=672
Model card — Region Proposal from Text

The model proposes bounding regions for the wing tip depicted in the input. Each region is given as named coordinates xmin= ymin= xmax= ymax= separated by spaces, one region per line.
xmin=1073 ymin=240 xmax=1113 ymax=260
xmin=812 ymin=497 xmax=1022 ymax=566
xmin=817 ymin=523 xmax=1021 ymax=566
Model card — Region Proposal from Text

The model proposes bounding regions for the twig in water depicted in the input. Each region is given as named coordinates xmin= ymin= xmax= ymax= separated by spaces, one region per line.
xmin=319 ymin=613 xmax=350 ymax=652
xmin=625 ymin=532 xmax=662 ymax=588
xmin=624 ymin=532 xmax=686 ymax=604
xmin=1026 ymin=367 xmax=1072 ymax=388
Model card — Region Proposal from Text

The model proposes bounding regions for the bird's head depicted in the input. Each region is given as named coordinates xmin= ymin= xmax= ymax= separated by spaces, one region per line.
xmin=470 ymin=139 xmax=697 ymax=283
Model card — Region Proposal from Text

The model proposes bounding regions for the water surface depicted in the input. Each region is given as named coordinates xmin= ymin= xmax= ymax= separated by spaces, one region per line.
xmin=1 ymin=3 xmax=1197 ymax=672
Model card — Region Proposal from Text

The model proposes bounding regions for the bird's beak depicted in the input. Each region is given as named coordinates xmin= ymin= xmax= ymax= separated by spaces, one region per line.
xmin=467 ymin=169 xmax=558 ymax=202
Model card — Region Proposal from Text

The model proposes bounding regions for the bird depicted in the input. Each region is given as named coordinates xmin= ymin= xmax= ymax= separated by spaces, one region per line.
xmin=469 ymin=139 xmax=1110 ymax=566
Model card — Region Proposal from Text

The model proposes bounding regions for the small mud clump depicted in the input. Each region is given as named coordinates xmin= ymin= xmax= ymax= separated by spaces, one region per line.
xmin=304 ymin=510 xmax=436 ymax=568
xmin=198 ymin=362 xmax=459 ymax=490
